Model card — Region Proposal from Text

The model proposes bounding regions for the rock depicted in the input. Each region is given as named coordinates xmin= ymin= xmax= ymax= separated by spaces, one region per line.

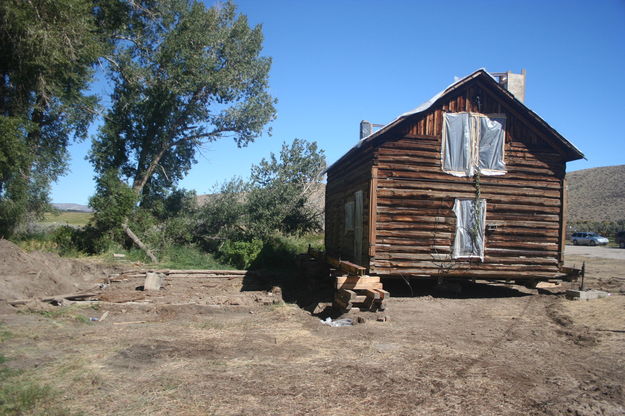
xmin=143 ymin=272 xmax=162 ymax=291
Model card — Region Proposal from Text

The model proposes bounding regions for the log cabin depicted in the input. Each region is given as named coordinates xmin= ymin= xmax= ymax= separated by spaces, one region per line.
xmin=324 ymin=69 xmax=584 ymax=285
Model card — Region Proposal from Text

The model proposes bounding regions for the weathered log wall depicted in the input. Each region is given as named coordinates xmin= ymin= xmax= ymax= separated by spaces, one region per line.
xmin=326 ymin=77 xmax=569 ymax=279
xmin=370 ymin=78 xmax=567 ymax=278
xmin=325 ymin=145 xmax=373 ymax=265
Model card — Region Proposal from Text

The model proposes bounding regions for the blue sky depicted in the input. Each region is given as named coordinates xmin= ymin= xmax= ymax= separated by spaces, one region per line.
xmin=51 ymin=0 xmax=625 ymax=204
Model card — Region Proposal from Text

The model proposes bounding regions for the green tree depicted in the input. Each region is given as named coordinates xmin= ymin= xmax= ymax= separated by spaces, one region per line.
xmin=247 ymin=139 xmax=326 ymax=237
xmin=199 ymin=139 xmax=326 ymax=242
xmin=90 ymin=0 xmax=276 ymax=261
xmin=0 ymin=0 xmax=108 ymax=236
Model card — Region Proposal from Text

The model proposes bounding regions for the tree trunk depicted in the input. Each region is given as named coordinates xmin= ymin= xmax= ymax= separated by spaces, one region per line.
xmin=121 ymin=220 xmax=158 ymax=263
xmin=118 ymin=146 xmax=171 ymax=263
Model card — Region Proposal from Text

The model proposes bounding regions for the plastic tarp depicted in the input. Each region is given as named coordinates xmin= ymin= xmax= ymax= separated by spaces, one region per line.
xmin=453 ymin=199 xmax=486 ymax=260
xmin=442 ymin=113 xmax=506 ymax=177
xmin=478 ymin=116 xmax=506 ymax=174
xmin=442 ymin=113 xmax=472 ymax=177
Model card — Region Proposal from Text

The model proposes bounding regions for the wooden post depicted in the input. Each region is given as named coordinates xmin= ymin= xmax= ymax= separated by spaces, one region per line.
xmin=368 ymin=166 xmax=378 ymax=258
xmin=559 ymin=177 xmax=568 ymax=266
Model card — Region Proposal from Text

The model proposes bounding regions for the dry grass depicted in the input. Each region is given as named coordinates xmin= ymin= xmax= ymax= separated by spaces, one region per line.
xmin=42 ymin=211 xmax=92 ymax=226
xmin=568 ymin=164 xmax=625 ymax=222
xmin=1 ymin=254 xmax=624 ymax=415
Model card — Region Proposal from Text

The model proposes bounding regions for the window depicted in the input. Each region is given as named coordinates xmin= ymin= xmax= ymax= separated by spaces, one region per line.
xmin=453 ymin=198 xmax=487 ymax=260
xmin=344 ymin=201 xmax=354 ymax=233
xmin=442 ymin=113 xmax=506 ymax=177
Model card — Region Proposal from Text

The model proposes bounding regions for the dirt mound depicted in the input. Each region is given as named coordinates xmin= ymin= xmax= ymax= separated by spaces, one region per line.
xmin=567 ymin=164 xmax=625 ymax=223
xmin=0 ymin=239 xmax=112 ymax=301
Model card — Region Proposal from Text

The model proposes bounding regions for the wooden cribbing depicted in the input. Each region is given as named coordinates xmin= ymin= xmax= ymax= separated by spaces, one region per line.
xmin=335 ymin=275 xmax=380 ymax=290
xmin=334 ymin=276 xmax=389 ymax=313
xmin=326 ymin=256 xmax=366 ymax=276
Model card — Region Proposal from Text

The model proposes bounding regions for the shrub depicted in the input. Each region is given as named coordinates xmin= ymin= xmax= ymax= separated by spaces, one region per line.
xmin=217 ymin=239 xmax=263 ymax=269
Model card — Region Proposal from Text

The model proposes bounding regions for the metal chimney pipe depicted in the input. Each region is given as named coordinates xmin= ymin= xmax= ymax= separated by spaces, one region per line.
xmin=360 ymin=120 xmax=372 ymax=140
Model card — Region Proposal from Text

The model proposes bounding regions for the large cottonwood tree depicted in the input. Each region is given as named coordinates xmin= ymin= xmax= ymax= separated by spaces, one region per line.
xmin=90 ymin=0 xmax=276 ymax=261
xmin=0 ymin=0 xmax=108 ymax=236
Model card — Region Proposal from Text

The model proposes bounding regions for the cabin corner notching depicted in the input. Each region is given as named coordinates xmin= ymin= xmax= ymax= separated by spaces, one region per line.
xmin=325 ymin=69 xmax=584 ymax=282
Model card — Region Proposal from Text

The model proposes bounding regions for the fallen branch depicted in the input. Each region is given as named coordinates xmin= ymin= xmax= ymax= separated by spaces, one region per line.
xmin=7 ymin=292 xmax=99 ymax=306
xmin=121 ymin=220 xmax=158 ymax=263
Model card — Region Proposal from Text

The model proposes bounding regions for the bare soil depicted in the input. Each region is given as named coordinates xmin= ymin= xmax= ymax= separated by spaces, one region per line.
xmin=0 ymin=239 xmax=116 ymax=300
xmin=0 ymin=243 xmax=624 ymax=415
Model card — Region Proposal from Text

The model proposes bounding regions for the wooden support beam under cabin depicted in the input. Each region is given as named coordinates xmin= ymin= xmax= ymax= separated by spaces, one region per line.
xmin=335 ymin=275 xmax=380 ymax=290
xmin=326 ymin=256 xmax=366 ymax=276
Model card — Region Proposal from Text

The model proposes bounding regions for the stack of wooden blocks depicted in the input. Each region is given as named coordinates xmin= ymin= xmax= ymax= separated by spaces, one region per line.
xmin=334 ymin=275 xmax=389 ymax=312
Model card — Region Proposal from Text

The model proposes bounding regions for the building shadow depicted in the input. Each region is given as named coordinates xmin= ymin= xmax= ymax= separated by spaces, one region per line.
xmin=383 ymin=277 xmax=533 ymax=299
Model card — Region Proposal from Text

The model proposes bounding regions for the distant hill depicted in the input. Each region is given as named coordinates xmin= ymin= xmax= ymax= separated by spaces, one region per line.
xmin=567 ymin=165 xmax=625 ymax=223
xmin=51 ymin=203 xmax=93 ymax=213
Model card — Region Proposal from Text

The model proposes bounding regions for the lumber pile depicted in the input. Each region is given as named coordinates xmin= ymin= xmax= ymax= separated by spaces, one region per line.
xmin=333 ymin=275 xmax=389 ymax=312
xmin=308 ymin=247 xmax=389 ymax=313
xmin=112 ymin=269 xmax=257 ymax=280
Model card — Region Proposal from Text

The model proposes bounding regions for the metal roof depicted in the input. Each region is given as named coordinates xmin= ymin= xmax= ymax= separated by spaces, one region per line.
xmin=326 ymin=69 xmax=584 ymax=173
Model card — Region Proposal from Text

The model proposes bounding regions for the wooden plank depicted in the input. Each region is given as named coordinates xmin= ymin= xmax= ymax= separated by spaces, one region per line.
xmin=335 ymin=276 xmax=380 ymax=286
xmin=373 ymin=289 xmax=389 ymax=300
xmin=362 ymin=289 xmax=381 ymax=300
xmin=354 ymin=190 xmax=363 ymax=264
xmin=368 ymin=166 xmax=378 ymax=258
xmin=339 ymin=282 xmax=384 ymax=290
xmin=559 ymin=177 xmax=568 ymax=265
xmin=326 ymin=256 xmax=366 ymax=276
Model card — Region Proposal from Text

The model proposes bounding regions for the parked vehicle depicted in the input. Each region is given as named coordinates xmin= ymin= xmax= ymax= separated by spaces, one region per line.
xmin=616 ymin=231 xmax=625 ymax=249
xmin=571 ymin=232 xmax=609 ymax=246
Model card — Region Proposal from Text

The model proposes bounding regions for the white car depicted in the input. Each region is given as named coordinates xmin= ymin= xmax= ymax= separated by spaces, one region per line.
xmin=571 ymin=232 xmax=609 ymax=246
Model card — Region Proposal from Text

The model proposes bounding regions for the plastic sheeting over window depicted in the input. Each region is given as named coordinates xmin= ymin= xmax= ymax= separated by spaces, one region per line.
xmin=442 ymin=113 xmax=471 ymax=175
xmin=478 ymin=116 xmax=506 ymax=174
xmin=442 ymin=113 xmax=506 ymax=177
xmin=453 ymin=198 xmax=486 ymax=260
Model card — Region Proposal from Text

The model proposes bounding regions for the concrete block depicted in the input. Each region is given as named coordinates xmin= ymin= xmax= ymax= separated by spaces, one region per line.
xmin=565 ymin=289 xmax=609 ymax=301
xmin=143 ymin=272 xmax=162 ymax=291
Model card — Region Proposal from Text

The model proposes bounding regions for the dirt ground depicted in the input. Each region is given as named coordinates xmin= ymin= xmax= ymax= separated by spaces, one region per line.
xmin=1 ymin=243 xmax=624 ymax=415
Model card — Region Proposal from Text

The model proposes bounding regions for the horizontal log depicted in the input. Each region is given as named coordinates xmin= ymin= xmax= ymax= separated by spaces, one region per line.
xmin=377 ymin=178 xmax=561 ymax=199
xmin=376 ymin=268 xmax=565 ymax=281
xmin=377 ymin=237 xmax=452 ymax=246
xmin=375 ymin=243 xmax=452 ymax=253
xmin=123 ymin=269 xmax=250 ymax=275
xmin=377 ymin=222 xmax=454 ymax=232
xmin=7 ymin=292 xmax=99 ymax=306
xmin=378 ymin=169 xmax=562 ymax=189
xmin=166 ymin=274 xmax=245 ymax=279
xmin=485 ymin=247 xmax=559 ymax=257
xmin=377 ymin=229 xmax=452 ymax=239
xmin=376 ymin=214 xmax=452 ymax=224
xmin=373 ymin=251 xmax=558 ymax=265
xmin=377 ymin=188 xmax=561 ymax=207
xmin=488 ymin=202 xmax=560 ymax=214
xmin=377 ymin=154 xmax=562 ymax=177
xmin=377 ymin=163 xmax=562 ymax=182
xmin=373 ymin=260 xmax=558 ymax=271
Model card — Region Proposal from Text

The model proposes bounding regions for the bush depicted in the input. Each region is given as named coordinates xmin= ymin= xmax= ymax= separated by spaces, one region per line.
xmin=51 ymin=226 xmax=77 ymax=255
xmin=217 ymin=239 xmax=263 ymax=269
xmin=157 ymin=245 xmax=229 ymax=270
xmin=215 ymin=233 xmax=324 ymax=270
